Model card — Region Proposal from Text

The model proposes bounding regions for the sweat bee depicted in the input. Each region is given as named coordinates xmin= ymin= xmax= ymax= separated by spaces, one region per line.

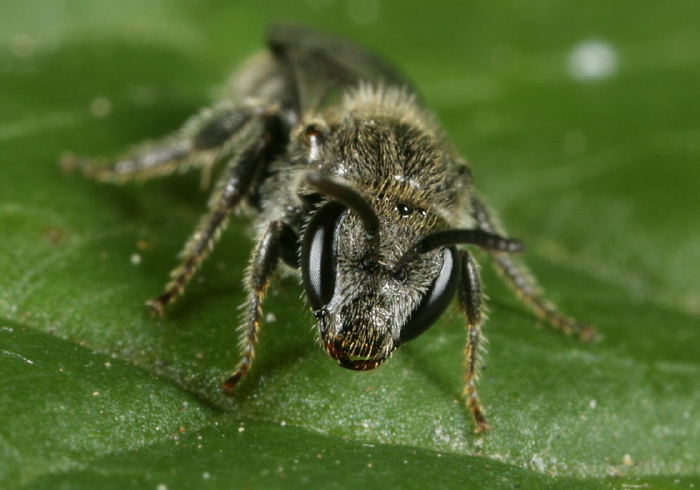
xmin=64 ymin=25 xmax=595 ymax=433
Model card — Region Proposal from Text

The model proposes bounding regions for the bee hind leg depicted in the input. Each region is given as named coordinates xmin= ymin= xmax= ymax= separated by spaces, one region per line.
xmin=61 ymin=103 xmax=260 ymax=185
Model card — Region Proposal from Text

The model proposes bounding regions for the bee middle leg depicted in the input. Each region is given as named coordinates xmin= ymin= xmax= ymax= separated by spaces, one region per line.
xmin=470 ymin=196 xmax=596 ymax=342
xmin=459 ymin=250 xmax=490 ymax=433
xmin=147 ymin=112 xmax=285 ymax=314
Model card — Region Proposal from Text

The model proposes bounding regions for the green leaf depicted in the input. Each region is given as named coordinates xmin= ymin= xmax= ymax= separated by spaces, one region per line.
xmin=2 ymin=1 xmax=699 ymax=488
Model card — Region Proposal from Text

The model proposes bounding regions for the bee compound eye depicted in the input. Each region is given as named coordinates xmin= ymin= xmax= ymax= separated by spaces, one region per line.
xmin=301 ymin=201 xmax=346 ymax=310
xmin=399 ymin=247 xmax=461 ymax=344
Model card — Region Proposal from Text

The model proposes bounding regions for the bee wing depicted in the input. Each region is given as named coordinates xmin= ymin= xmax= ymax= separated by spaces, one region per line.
xmin=266 ymin=24 xmax=415 ymax=116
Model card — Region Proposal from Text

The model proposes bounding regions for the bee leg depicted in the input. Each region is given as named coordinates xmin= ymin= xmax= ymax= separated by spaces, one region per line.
xmin=489 ymin=253 xmax=595 ymax=341
xmin=459 ymin=250 xmax=490 ymax=433
xmin=470 ymin=196 xmax=596 ymax=342
xmin=147 ymin=113 xmax=280 ymax=314
xmin=221 ymin=220 xmax=295 ymax=392
xmin=61 ymin=103 xmax=259 ymax=186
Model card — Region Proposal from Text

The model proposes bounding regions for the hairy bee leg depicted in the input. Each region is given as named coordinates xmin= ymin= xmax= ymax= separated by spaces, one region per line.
xmin=458 ymin=251 xmax=490 ymax=433
xmin=221 ymin=220 xmax=294 ymax=392
xmin=489 ymin=253 xmax=595 ymax=341
xmin=470 ymin=196 xmax=596 ymax=342
xmin=60 ymin=104 xmax=258 ymax=184
xmin=147 ymin=116 xmax=274 ymax=315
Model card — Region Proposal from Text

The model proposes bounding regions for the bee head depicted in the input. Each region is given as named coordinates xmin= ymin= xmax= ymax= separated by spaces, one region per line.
xmin=300 ymin=173 xmax=513 ymax=370
xmin=300 ymin=173 xmax=524 ymax=370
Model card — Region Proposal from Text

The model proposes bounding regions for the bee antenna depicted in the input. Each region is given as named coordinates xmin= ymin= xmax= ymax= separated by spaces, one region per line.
xmin=304 ymin=172 xmax=380 ymax=251
xmin=395 ymin=229 xmax=524 ymax=271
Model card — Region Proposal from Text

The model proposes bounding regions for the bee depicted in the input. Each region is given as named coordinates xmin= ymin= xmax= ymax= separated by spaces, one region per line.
xmin=63 ymin=25 xmax=595 ymax=433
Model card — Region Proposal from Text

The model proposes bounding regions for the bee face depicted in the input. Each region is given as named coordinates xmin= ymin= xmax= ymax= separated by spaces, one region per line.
xmin=301 ymin=188 xmax=461 ymax=371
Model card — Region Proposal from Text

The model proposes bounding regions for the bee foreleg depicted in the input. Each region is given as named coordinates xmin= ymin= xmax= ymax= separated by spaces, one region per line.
xmin=458 ymin=250 xmax=490 ymax=433
xmin=221 ymin=220 xmax=295 ymax=392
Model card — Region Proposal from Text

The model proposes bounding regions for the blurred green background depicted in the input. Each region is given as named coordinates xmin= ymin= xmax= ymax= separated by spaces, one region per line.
xmin=1 ymin=1 xmax=698 ymax=488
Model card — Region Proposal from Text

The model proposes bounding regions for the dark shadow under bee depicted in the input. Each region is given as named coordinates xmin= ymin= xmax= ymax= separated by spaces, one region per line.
xmin=63 ymin=25 xmax=595 ymax=433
